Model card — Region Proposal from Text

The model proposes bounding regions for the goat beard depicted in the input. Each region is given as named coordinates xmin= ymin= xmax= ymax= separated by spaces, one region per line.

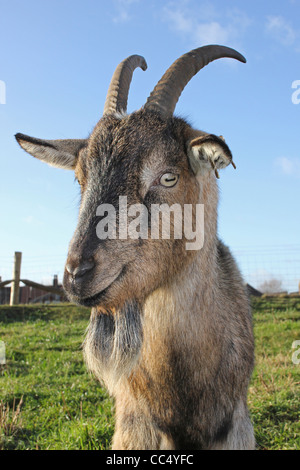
xmin=83 ymin=300 xmax=143 ymax=394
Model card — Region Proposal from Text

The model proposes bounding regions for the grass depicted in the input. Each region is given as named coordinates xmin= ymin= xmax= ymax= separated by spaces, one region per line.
xmin=0 ymin=298 xmax=299 ymax=450
xmin=0 ymin=396 xmax=23 ymax=450
xmin=248 ymin=297 xmax=300 ymax=450
xmin=0 ymin=304 xmax=114 ymax=450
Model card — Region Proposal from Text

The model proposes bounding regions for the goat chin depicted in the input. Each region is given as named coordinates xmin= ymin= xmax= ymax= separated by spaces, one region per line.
xmin=83 ymin=300 xmax=143 ymax=394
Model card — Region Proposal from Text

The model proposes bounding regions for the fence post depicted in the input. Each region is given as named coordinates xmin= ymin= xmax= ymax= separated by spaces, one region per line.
xmin=10 ymin=251 xmax=22 ymax=306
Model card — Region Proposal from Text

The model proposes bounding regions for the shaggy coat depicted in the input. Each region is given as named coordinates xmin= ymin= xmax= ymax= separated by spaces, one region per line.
xmin=16 ymin=46 xmax=255 ymax=450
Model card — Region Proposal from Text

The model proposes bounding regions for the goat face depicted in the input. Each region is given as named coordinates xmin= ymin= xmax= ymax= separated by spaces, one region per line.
xmin=73 ymin=110 xmax=205 ymax=309
xmin=15 ymin=46 xmax=245 ymax=311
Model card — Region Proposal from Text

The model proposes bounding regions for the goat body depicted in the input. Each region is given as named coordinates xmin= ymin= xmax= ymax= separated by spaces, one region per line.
xmin=16 ymin=46 xmax=255 ymax=450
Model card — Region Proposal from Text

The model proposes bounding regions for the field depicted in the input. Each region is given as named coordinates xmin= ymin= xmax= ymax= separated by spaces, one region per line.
xmin=0 ymin=298 xmax=299 ymax=450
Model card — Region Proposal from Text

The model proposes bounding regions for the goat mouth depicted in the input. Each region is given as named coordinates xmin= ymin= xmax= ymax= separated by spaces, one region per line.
xmin=78 ymin=287 xmax=111 ymax=307
xmin=74 ymin=266 xmax=126 ymax=307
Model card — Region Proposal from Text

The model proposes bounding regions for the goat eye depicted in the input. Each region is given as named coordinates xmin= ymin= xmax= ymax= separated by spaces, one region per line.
xmin=159 ymin=173 xmax=179 ymax=187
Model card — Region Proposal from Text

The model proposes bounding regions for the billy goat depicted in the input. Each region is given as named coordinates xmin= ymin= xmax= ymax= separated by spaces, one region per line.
xmin=16 ymin=45 xmax=255 ymax=450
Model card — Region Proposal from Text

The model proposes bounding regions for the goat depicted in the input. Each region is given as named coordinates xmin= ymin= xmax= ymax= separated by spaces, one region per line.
xmin=16 ymin=45 xmax=255 ymax=450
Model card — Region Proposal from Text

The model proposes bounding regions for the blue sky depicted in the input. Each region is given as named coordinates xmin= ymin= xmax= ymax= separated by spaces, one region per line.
xmin=0 ymin=0 xmax=299 ymax=290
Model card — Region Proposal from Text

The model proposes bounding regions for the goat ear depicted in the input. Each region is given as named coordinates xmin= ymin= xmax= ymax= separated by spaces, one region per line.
xmin=15 ymin=133 xmax=87 ymax=170
xmin=187 ymin=134 xmax=235 ymax=179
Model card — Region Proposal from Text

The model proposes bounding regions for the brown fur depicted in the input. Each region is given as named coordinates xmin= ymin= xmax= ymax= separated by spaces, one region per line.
xmin=16 ymin=70 xmax=255 ymax=450
xmin=80 ymin=113 xmax=254 ymax=449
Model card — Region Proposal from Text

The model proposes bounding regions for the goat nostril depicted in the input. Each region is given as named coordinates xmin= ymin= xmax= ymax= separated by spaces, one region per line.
xmin=66 ymin=259 xmax=95 ymax=279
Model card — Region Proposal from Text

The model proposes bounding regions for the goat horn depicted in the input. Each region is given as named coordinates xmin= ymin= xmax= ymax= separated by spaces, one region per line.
xmin=103 ymin=55 xmax=147 ymax=115
xmin=144 ymin=45 xmax=246 ymax=117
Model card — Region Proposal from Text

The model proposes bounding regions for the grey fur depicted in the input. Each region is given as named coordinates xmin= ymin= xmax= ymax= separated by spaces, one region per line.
xmin=16 ymin=46 xmax=255 ymax=450
xmin=83 ymin=302 xmax=143 ymax=393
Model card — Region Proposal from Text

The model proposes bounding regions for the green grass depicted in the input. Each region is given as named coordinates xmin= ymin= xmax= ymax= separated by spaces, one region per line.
xmin=248 ymin=297 xmax=300 ymax=450
xmin=0 ymin=298 xmax=299 ymax=450
xmin=0 ymin=304 xmax=114 ymax=450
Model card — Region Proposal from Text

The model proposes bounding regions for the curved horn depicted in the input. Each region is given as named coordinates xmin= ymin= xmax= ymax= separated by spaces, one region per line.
xmin=103 ymin=55 xmax=147 ymax=115
xmin=144 ymin=45 xmax=246 ymax=117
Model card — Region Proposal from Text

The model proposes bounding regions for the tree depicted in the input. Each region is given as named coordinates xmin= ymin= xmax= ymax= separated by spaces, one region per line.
xmin=259 ymin=278 xmax=283 ymax=294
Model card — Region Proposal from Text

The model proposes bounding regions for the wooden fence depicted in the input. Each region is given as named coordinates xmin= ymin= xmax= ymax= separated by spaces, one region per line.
xmin=0 ymin=252 xmax=64 ymax=305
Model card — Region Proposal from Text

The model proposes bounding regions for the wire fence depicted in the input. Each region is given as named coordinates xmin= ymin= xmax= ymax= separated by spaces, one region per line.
xmin=0 ymin=254 xmax=66 ymax=287
xmin=232 ymin=245 xmax=300 ymax=293
xmin=0 ymin=245 xmax=300 ymax=296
